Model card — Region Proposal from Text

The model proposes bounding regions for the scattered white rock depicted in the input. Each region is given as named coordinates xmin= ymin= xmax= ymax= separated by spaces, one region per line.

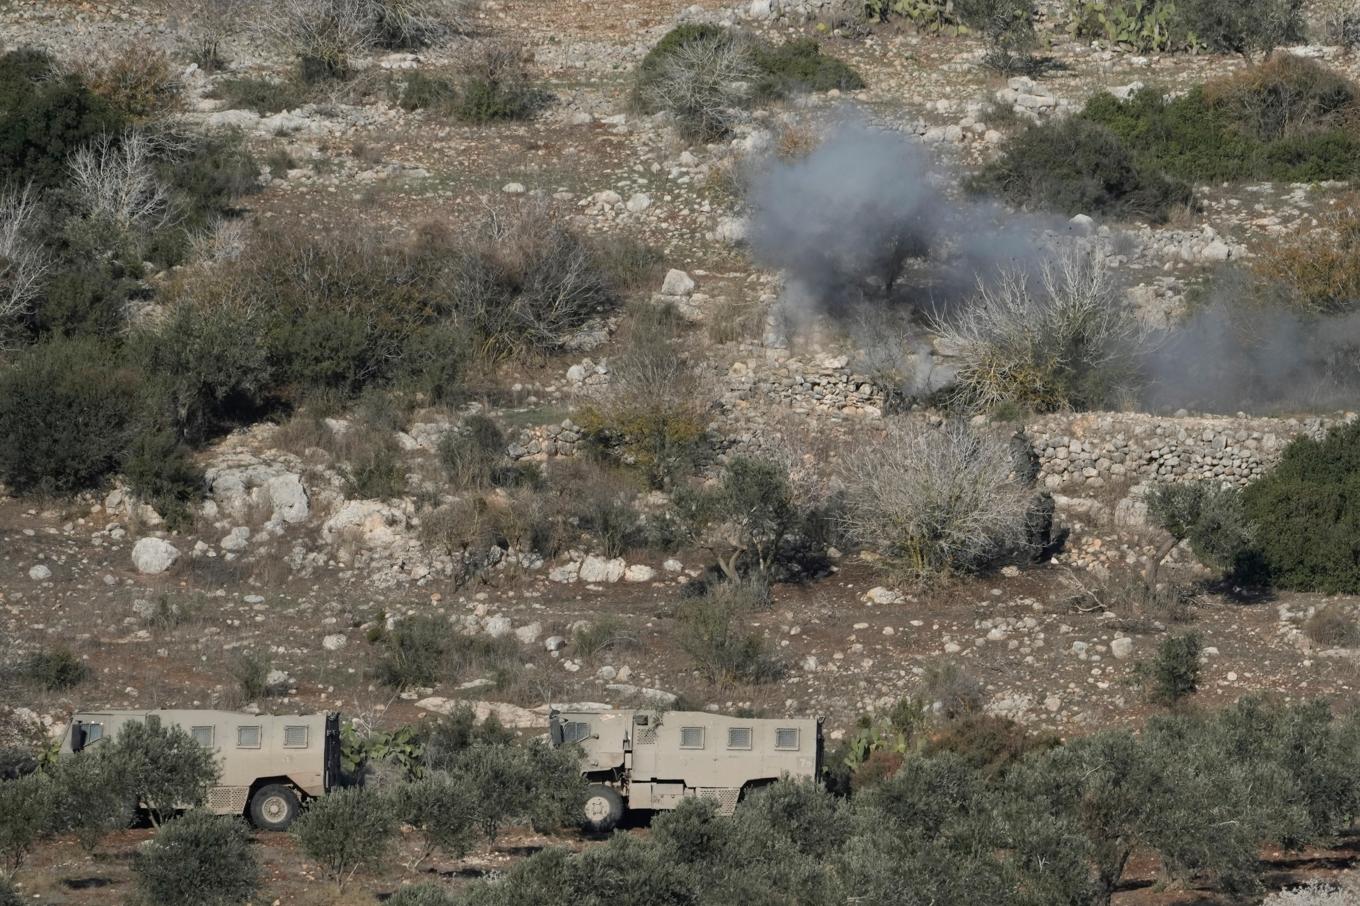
xmin=1111 ymin=637 xmax=1135 ymax=659
xmin=661 ymin=269 xmax=696 ymax=297
xmin=28 ymin=565 xmax=51 ymax=581
xmin=322 ymin=634 xmax=348 ymax=651
xmin=624 ymin=564 xmax=656 ymax=582
xmin=132 ymin=538 xmax=180 ymax=575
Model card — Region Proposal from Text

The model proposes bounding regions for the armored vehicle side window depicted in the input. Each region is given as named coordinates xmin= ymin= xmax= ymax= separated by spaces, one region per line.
xmin=84 ymin=723 xmax=103 ymax=743
xmin=283 ymin=726 xmax=309 ymax=748
xmin=563 ymin=721 xmax=591 ymax=743
xmin=727 ymin=727 xmax=753 ymax=750
xmin=237 ymin=725 xmax=261 ymax=748
xmin=775 ymin=728 xmax=800 ymax=750
xmin=680 ymin=727 xmax=705 ymax=749
xmin=190 ymin=726 xmax=215 ymax=747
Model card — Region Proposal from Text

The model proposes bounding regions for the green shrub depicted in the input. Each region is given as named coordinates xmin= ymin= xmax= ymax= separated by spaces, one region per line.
xmin=230 ymin=651 xmax=272 ymax=701
xmin=292 ymin=787 xmax=397 ymax=891
xmin=750 ymin=38 xmax=865 ymax=100
xmin=123 ymin=429 xmax=204 ymax=530
xmin=1241 ymin=419 xmax=1360 ymax=593
xmin=241 ymin=227 xmax=436 ymax=397
xmin=20 ymin=646 xmax=90 ymax=691
xmin=339 ymin=426 xmax=406 ymax=500
xmin=953 ymin=0 xmax=1038 ymax=72
xmin=158 ymin=130 xmax=260 ymax=229
xmin=0 ymin=67 xmax=125 ymax=189
xmin=969 ymin=115 xmax=1192 ymax=222
xmin=1140 ymin=633 xmax=1203 ymax=706
xmin=206 ymin=76 xmax=308 ymax=113
xmin=923 ymin=714 xmax=1058 ymax=776
xmin=374 ymin=615 xmax=450 ymax=689
xmin=86 ymin=47 xmax=182 ymax=121
xmin=134 ymin=810 xmax=259 ymax=906
xmin=1082 ymin=65 xmax=1360 ymax=185
xmin=451 ymin=201 xmax=616 ymax=358
xmin=452 ymin=42 xmax=543 ymax=123
xmin=0 ymin=878 xmax=19 ymax=906
xmin=1177 ymin=0 xmax=1302 ymax=57
xmin=386 ymin=884 xmax=459 ymax=906
xmin=438 ymin=415 xmax=505 ymax=489
xmin=133 ymin=292 xmax=273 ymax=444
xmin=399 ymin=70 xmax=457 ymax=111
xmin=103 ymin=717 xmax=221 ymax=827
xmin=395 ymin=320 xmax=470 ymax=402
xmin=677 ymin=585 xmax=783 ymax=686
xmin=422 ymin=705 xmax=515 ymax=772
xmin=369 ymin=0 xmax=475 ymax=49
xmin=0 ymin=47 xmax=58 ymax=107
xmin=0 ymin=338 xmax=145 ymax=494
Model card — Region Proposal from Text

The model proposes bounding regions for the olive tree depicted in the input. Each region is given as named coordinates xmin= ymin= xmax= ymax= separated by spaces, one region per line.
xmin=0 ymin=772 xmax=51 ymax=879
xmin=134 ymin=810 xmax=259 ymax=906
xmin=102 ymin=718 xmax=220 ymax=827
xmin=674 ymin=456 xmax=799 ymax=581
xmin=448 ymin=743 xmax=586 ymax=843
xmin=1144 ymin=480 xmax=1255 ymax=589
xmin=291 ymin=786 xmax=397 ymax=891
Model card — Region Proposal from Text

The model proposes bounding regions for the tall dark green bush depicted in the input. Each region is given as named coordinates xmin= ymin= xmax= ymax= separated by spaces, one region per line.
xmin=374 ymin=615 xmax=450 ymax=689
xmin=1082 ymin=58 xmax=1360 ymax=186
xmin=968 ymin=116 xmax=1192 ymax=222
xmin=133 ymin=810 xmax=259 ymax=906
xmin=0 ymin=68 xmax=125 ymax=189
xmin=1140 ymin=633 xmax=1203 ymax=706
xmin=750 ymin=39 xmax=865 ymax=100
xmin=1241 ymin=419 xmax=1360 ymax=593
xmin=0 ymin=338 xmax=145 ymax=493
xmin=1177 ymin=0 xmax=1302 ymax=58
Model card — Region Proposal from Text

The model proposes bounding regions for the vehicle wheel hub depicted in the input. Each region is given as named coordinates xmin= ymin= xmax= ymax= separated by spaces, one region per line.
xmin=584 ymin=795 xmax=611 ymax=820
xmin=262 ymin=796 xmax=288 ymax=821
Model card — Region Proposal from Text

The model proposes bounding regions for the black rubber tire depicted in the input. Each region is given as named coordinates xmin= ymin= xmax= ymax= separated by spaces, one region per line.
xmin=248 ymin=784 xmax=301 ymax=831
xmin=581 ymin=784 xmax=625 ymax=833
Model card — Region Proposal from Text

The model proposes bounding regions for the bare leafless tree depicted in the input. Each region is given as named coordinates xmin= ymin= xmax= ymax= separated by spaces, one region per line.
xmin=640 ymin=33 xmax=756 ymax=141
xmin=930 ymin=245 xmax=1143 ymax=413
xmin=68 ymin=132 xmax=178 ymax=235
xmin=264 ymin=0 xmax=378 ymax=77
xmin=162 ymin=0 xmax=255 ymax=70
xmin=369 ymin=0 xmax=477 ymax=48
xmin=840 ymin=420 xmax=1035 ymax=584
xmin=0 ymin=184 xmax=49 ymax=350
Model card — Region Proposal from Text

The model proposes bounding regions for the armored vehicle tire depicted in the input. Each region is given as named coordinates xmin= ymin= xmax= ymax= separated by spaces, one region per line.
xmin=249 ymin=784 xmax=301 ymax=831
xmin=582 ymin=784 xmax=624 ymax=833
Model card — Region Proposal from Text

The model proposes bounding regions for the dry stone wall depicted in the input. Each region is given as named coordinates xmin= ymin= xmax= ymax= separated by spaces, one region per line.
xmin=1026 ymin=412 xmax=1350 ymax=493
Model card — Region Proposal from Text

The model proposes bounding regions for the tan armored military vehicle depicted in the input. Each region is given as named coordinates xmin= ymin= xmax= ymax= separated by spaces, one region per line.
xmin=59 ymin=709 xmax=341 ymax=830
xmin=549 ymin=708 xmax=822 ymax=832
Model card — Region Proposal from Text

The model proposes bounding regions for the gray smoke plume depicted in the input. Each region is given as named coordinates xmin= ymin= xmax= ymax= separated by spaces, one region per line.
xmin=745 ymin=118 xmax=1044 ymax=319
xmin=744 ymin=116 xmax=1360 ymax=415
xmin=1142 ymin=297 xmax=1360 ymax=413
